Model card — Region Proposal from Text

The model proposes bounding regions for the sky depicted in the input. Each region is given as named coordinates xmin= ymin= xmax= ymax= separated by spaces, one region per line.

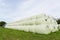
xmin=0 ymin=0 xmax=60 ymax=23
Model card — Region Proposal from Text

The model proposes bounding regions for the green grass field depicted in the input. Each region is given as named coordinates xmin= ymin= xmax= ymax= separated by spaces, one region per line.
xmin=0 ymin=27 xmax=60 ymax=40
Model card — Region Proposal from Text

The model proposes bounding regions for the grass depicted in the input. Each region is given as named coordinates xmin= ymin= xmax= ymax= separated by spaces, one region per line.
xmin=0 ymin=27 xmax=60 ymax=40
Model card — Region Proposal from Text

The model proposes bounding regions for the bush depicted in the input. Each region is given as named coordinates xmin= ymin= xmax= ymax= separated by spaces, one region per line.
xmin=56 ymin=19 xmax=60 ymax=24
xmin=0 ymin=21 xmax=6 ymax=28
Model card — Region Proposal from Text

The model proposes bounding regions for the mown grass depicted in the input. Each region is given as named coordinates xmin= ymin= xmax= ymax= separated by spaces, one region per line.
xmin=0 ymin=27 xmax=60 ymax=40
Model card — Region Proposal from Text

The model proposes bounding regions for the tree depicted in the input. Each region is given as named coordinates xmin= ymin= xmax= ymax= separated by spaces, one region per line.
xmin=0 ymin=21 xmax=6 ymax=28
xmin=56 ymin=19 xmax=60 ymax=24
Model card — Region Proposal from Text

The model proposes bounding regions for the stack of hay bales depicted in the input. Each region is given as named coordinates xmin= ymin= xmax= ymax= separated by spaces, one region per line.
xmin=5 ymin=14 xmax=59 ymax=34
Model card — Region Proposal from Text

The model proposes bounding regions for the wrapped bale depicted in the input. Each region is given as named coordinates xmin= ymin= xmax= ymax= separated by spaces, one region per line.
xmin=5 ymin=14 xmax=59 ymax=34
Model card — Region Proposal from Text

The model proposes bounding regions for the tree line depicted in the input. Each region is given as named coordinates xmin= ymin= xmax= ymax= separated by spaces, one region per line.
xmin=0 ymin=21 xmax=6 ymax=28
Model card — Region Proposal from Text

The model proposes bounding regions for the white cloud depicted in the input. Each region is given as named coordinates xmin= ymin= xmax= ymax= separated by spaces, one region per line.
xmin=0 ymin=0 xmax=60 ymax=22
xmin=0 ymin=0 xmax=2 ymax=2
xmin=1 ymin=2 xmax=8 ymax=6
xmin=7 ymin=0 xmax=60 ymax=22
xmin=21 ymin=0 xmax=60 ymax=18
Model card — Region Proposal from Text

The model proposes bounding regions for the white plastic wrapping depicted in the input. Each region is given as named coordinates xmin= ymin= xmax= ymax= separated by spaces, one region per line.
xmin=5 ymin=14 xmax=59 ymax=34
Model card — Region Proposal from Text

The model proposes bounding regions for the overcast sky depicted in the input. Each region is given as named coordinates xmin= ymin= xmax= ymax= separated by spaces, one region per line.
xmin=0 ymin=0 xmax=60 ymax=23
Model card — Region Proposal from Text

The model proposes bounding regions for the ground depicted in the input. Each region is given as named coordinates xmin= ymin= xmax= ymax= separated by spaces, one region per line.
xmin=0 ymin=27 xmax=60 ymax=40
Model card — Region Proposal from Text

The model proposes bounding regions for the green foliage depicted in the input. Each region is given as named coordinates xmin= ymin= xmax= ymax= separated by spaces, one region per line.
xmin=56 ymin=19 xmax=60 ymax=24
xmin=0 ymin=21 xmax=6 ymax=28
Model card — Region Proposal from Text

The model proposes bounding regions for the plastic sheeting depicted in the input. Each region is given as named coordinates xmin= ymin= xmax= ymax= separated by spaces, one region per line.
xmin=5 ymin=14 xmax=59 ymax=34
